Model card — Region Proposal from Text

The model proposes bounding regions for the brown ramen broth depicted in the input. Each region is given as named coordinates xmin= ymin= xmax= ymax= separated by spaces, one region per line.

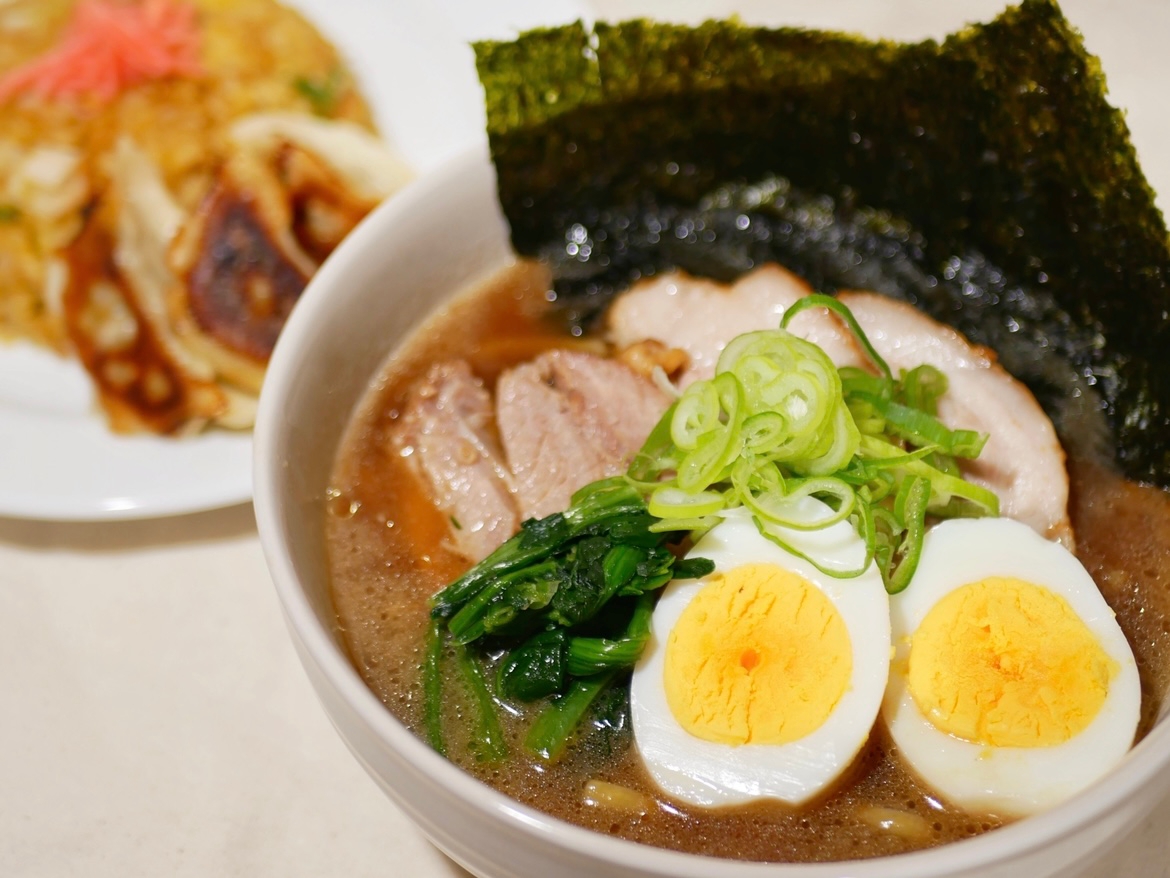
xmin=326 ymin=260 xmax=1170 ymax=863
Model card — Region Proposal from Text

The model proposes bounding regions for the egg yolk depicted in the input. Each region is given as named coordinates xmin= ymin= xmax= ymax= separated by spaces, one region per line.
xmin=907 ymin=576 xmax=1118 ymax=748
xmin=663 ymin=563 xmax=852 ymax=746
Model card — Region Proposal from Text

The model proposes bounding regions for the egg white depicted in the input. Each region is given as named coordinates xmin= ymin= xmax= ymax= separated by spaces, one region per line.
xmin=882 ymin=516 xmax=1141 ymax=816
xmin=630 ymin=501 xmax=891 ymax=807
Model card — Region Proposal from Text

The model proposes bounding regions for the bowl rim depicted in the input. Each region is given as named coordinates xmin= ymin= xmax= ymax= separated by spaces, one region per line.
xmin=254 ymin=146 xmax=1170 ymax=877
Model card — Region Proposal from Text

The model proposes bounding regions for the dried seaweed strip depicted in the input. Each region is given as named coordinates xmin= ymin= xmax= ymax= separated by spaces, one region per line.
xmin=476 ymin=0 xmax=1170 ymax=486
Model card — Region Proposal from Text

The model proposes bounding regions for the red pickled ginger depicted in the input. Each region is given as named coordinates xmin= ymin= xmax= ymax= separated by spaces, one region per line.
xmin=0 ymin=0 xmax=203 ymax=104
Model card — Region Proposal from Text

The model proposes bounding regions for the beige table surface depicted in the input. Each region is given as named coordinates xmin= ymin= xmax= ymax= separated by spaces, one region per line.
xmin=4 ymin=2 xmax=1170 ymax=876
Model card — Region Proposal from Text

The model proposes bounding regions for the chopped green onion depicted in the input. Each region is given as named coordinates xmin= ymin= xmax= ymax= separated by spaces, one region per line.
xmin=671 ymin=379 xmax=721 ymax=450
xmin=736 ymin=474 xmax=855 ymax=532
xmin=646 ymin=514 xmax=722 ymax=534
xmin=676 ymin=373 xmax=744 ymax=490
xmin=627 ymin=291 xmax=1000 ymax=591
xmin=839 ymin=366 xmax=892 ymax=400
xmin=904 ymin=459 xmax=999 ymax=515
xmin=754 ymin=514 xmax=871 ymax=579
xmin=853 ymin=392 xmax=988 ymax=459
xmin=782 ymin=293 xmax=892 ymax=379
xmin=900 ymin=364 xmax=948 ymax=415
xmin=886 ymin=476 xmax=931 ymax=593
xmin=648 ymin=486 xmax=725 ymax=519
xmin=627 ymin=401 xmax=680 ymax=487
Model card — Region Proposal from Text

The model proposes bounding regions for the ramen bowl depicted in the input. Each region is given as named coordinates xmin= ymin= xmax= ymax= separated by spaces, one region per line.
xmin=253 ymin=148 xmax=1170 ymax=878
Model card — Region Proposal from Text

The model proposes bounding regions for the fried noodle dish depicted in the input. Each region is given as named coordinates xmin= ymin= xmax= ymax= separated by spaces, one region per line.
xmin=0 ymin=0 xmax=411 ymax=433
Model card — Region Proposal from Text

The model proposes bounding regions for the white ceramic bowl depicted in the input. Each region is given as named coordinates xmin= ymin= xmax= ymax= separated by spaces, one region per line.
xmin=253 ymin=149 xmax=1170 ymax=878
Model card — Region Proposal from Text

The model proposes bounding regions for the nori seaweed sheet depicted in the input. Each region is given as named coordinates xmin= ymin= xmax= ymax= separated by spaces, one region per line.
xmin=475 ymin=0 xmax=1170 ymax=487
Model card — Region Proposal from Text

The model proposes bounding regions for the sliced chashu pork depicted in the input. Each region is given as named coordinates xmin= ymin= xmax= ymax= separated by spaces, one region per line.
xmin=607 ymin=264 xmax=866 ymax=386
xmin=605 ymin=263 xmax=1072 ymax=546
xmin=393 ymin=361 xmax=519 ymax=563
xmin=837 ymin=292 xmax=1073 ymax=549
xmin=497 ymin=350 xmax=671 ymax=520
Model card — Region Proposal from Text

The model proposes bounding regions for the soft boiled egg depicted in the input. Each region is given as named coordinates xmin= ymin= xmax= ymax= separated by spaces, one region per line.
xmin=629 ymin=501 xmax=890 ymax=807
xmin=883 ymin=516 xmax=1140 ymax=816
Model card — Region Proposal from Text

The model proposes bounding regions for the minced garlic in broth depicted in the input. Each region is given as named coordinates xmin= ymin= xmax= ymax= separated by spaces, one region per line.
xmin=325 ymin=260 xmax=1170 ymax=863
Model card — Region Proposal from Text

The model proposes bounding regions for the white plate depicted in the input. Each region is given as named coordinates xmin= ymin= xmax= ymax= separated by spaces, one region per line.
xmin=0 ymin=342 xmax=254 ymax=520
xmin=0 ymin=0 xmax=586 ymax=521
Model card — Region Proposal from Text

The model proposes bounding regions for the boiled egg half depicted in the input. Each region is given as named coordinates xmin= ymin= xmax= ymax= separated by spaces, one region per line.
xmin=630 ymin=501 xmax=890 ymax=807
xmin=883 ymin=516 xmax=1140 ymax=816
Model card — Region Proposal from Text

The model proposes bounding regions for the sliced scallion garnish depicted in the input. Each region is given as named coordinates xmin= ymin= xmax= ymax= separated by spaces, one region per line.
xmin=628 ymin=293 xmax=998 ymax=592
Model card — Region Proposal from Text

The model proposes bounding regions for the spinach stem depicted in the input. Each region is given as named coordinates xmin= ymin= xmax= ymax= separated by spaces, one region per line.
xmin=423 ymin=618 xmax=446 ymax=756
xmin=565 ymin=592 xmax=655 ymax=676
xmin=526 ymin=671 xmax=617 ymax=762
xmin=455 ymin=645 xmax=508 ymax=763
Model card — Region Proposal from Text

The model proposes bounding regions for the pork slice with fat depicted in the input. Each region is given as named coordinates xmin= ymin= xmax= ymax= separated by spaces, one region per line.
xmin=393 ymin=360 xmax=519 ymax=562
xmin=606 ymin=263 xmax=865 ymax=387
xmin=837 ymin=292 xmax=1073 ymax=549
xmin=497 ymin=350 xmax=671 ymax=520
